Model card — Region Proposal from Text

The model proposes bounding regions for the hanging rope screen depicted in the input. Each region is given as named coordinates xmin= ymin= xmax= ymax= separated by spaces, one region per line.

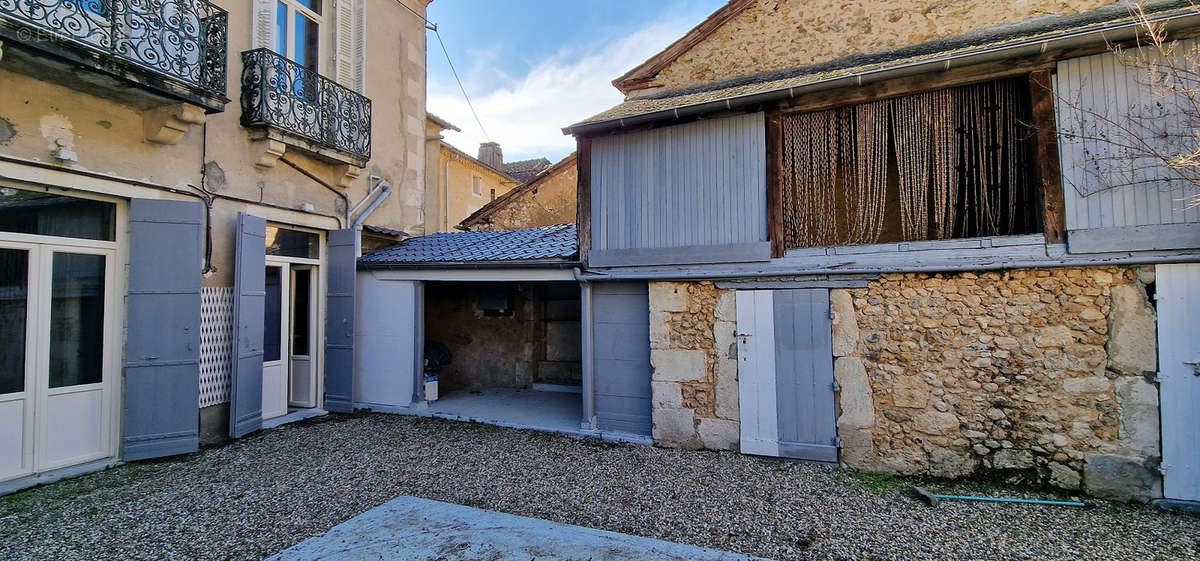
xmin=779 ymin=77 xmax=1039 ymax=250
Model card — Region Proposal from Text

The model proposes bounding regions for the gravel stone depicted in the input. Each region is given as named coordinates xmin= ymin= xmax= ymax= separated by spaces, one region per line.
xmin=1 ymin=414 xmax=1198 ymax=561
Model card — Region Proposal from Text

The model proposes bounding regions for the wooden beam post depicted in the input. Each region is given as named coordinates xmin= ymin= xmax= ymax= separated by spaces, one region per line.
xmin=766 ymin=113 xmax=785 ymax=257
xmin=576 ymin=137 xmax=592 ymax=264
xmin=1028 ymin=69 xmax=1066 ymax=245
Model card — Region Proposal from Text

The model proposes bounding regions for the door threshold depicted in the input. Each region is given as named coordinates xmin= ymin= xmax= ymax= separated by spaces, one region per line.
xmin=263 ymin=408 xmax=328 ymax=430
xmin=0 ymin=458 xmax=119 ymax=497
xmin=1153 ymin=498 xmax=1200 ymax=514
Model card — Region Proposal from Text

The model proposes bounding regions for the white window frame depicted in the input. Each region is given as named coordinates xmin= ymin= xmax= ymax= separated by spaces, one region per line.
xmin=471 ymin=175 xmax=483 ymax=197
xmin=276 ymin=0 xmax=327 ymax=73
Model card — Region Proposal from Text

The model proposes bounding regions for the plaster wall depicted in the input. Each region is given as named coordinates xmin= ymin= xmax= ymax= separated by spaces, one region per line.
xmin=430 ymin=145 xmax=517 ymax=232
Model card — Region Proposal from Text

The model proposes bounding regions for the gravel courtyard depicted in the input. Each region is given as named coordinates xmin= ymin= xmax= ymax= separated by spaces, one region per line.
xmin=1 ymin=413 xmax=1197 ymax=561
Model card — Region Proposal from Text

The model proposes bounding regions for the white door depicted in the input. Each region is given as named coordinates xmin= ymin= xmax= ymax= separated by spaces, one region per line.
xmin=1158 ymin=263 xmax=1200 ymax=502
xmin=288 ymin=266 xmax=317 ymax=408
xmin=0 ymin=241 xmax=116 ymax=481
xmin=262 ymin=263 xmax=290 ymax=420
xmin=736 ymin=290 xmax=780 ymax=457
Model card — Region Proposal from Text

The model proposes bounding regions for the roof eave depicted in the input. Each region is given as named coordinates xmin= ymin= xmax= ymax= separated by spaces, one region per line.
xmin=358 ymin=259 xmax=581 ymax=271
xmin=566 ymin=8 xmax=1200 ymax=137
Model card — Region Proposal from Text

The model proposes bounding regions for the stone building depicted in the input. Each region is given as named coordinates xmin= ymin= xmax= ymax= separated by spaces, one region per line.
xmin=0 ymin=0 xmax=429 ymax=490
xmin=458 ymin=153 xmax=578 ymax=231
xmin=554 ymin=0 xmax=1200 ymax=504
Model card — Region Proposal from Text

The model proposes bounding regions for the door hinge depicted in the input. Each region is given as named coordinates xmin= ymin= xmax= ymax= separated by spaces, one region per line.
xmin=832 ymin=380 xmax=841 ymax=392
xmin=834 ymin=436 xmax=844 ymax=448
xmin=1153 ymin=372 xmax=1163 ymax=384
xmin=1157 ymin=463 xmax=1168 ymax=475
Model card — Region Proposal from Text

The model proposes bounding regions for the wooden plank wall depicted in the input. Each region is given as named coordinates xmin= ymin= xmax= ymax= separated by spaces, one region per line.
xmin=590 ymin=112 xmax=767 ymax=252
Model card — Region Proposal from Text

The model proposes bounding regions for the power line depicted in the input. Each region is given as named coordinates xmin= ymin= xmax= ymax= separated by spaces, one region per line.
xmin=434 ymin=28 xmax=491 ymax=142
xmin=393 ymin=0 xmax=492 ymax=142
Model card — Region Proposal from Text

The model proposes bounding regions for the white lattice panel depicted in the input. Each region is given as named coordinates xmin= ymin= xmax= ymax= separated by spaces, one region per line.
xmin=199 ymin=287 xmax=234 ymax=408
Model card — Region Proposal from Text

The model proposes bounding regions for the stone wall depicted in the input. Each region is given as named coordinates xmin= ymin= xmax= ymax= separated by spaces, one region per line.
xmin=466 ymin=156 xmax=578 ymax=231
xmin=649 ymin=266 xmax=1162 ymax=501
xmin=628 ymin=0 xmax=1112 ymax=97
xmin=648 ymin=282 xmax=740 ymax=450
xmin=834 ymin=267 xmax=1161 ymax=500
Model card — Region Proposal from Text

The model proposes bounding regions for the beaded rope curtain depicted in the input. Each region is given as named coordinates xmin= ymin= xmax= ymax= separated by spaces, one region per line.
xmin=780 ymin=78 xmax=1035 ymax=249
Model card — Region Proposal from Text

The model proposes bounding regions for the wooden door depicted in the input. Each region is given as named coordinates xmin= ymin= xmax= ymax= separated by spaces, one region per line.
xmin=1158 ymin=264 xmax=1200 ymax=501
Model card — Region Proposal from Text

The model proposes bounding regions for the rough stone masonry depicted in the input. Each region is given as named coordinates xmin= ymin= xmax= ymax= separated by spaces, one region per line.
xmin=648 ymin=267 xmax=1162 ymax=501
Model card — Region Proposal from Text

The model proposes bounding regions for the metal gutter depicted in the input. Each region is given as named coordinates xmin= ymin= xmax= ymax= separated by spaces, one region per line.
xmin=565 ymin=8 xmax=1200 ymax=137
xmin=358 ymin=260 xmax=582 ymax=271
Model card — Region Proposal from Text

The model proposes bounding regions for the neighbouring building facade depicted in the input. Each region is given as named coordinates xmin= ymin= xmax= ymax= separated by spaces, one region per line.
xmin=423 ymin=121 xmax=520 ymax=233
xmin=459 ymin=153 xmax=577 ymax=231
xmin=556 ymin=0 xmax=1198 ymax=503
xmin=0 ymin=0 xmax=429 ymax=490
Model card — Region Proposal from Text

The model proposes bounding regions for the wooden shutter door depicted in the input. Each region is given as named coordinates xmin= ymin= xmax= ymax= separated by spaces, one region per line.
xmin=229 ymin=213 xmax=266 ymax=438
xmin=592 ymin=282 xmax=653 ymax=435
xmin=122 ymin=199 xmax=203 ymax=460
xmin=737 ymin=289 xmax=838 ymax=462
xmin=323 ymin=229 xmax=357 ymax=413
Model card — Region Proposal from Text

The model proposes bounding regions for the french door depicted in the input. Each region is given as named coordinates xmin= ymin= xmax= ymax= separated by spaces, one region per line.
xmin=263 ymin=259 xmax=319 ymax=420
xmin=0 ymin=240 xmax=116 ymax=481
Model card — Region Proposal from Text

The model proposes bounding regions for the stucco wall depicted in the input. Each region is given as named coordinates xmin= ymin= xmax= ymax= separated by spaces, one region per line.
xmin=650 ymin=266 xmax=1163 ymax=500
xmin=467 ymin=157 xmax=578 ymax=231
xmin=630 ymin=0 xmax=1113 ymax=97
xmin=432 ymin=145 xmax=518 ymax=232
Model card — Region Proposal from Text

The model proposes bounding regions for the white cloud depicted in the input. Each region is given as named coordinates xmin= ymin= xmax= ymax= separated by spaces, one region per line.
xmin=428 ymin=17 xmax=697 ymax=163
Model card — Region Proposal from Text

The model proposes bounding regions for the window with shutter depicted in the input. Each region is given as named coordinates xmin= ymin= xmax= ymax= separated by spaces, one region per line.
xmin=334 ymin=0 xmax=367 ymax=92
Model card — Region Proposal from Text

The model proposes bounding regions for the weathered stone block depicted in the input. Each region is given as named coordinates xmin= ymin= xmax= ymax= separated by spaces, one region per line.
xmin=830 ymin=289 xmax=859 ymax=356
xmin=697 ymin=418 xmax=739 ymax=451
xmin=652 ymin=407 xmax=696 ymax=448
xmin=892 ymin=388 xmax=928 ymax=409
xmin=1084 ymin=453 xmax=1159 ymax=501
xmin=928 ymin=447 xmax=978 ymax=478
xmin=650 ymin=350 xmax=705 ymax=382
xmin=913 ymin=410 xmax=959 ymax=435
xmin=1115 ymin=377 xmax=1160 ymax=457
xmin=715 ymin=358 xmax=739 ymax=421
xmin=545 ymin=321 xmax=581 ymax=362
xmin=838 ymin=428 xmax=876 ymax=470
xmin=713 ymin=321 xmax=737 ymax=359
xmin=1107 ymin=284 xmax=1157 ymax=376
xmin=649 ymin=311 xmax=670 ymax=350
xmin=715 ymin=290 xmax=736 ymax=322
xmin=1048 ymin=461 xmax=1082 ymax=490
xmin=651 ymin=381 xmax=683 ymax=408
xmin=834 ymin=357 xmax=874 ymax=430
xmin=993 ymin=449 xmax=1034 ymax=470
xmin=1036 ymin=325 xmax=1075 ymax=348
xmin=1062 ymin=376 xmax=1111 ymax=394
xmin=649 ymin=282 xmax=688 ymax=312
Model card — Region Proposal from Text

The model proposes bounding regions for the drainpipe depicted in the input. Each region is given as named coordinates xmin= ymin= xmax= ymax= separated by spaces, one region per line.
xmin=351 ymin=176 xmax=393 ymax=256
xmin=573 ymin=267 xmax=596 ymax=431
xmin=443 ymin=152 xmax=459 ymax=232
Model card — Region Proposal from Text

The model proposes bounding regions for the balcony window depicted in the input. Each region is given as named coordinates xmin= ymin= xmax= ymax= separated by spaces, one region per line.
xmin=240 ymin=48 xmax=371 ymax=162
xmin=0 ymin=0 xmax=228 ymax=101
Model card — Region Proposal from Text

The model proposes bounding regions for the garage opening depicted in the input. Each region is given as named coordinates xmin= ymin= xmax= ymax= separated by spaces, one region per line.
xmin=422 ymin=280 xmax=583 ymax=433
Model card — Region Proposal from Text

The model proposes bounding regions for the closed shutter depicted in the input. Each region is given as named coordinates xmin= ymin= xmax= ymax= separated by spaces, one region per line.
xmin=324 ymin=229 xmax=357 ymax=412
xmin=122 ymin=199 xmax=203 ymax=461
xmin=251 ymin=0 xmax=276 ymax=50
xmin=736 ymin=289 xmax=838 ymax=462
xmin=335 ymin=0 xmax=367 ymax=92
xmin=592 ymin=282 xmax=653 ymax=435
xmin=229 ymin=213 xmax=266 ymax=438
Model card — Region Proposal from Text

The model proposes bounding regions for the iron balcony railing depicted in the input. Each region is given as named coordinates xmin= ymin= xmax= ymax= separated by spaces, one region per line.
xmin=0 ymin=0 xmax=227 ymax=96
xmin=240 ymin=48 xmax=372 ymax=161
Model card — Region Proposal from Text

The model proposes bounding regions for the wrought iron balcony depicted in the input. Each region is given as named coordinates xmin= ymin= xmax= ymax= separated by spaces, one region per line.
xmin=240 ymin=49 xmax=372 ymax=162
xmin=0 ymin=0 xmax=227 ymax=100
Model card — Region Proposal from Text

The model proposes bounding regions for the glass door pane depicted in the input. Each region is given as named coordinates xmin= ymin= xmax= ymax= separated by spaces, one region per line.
xmin=48 ymin=253 xmax=105 ymax=388
xmin=264 ymin=266 xmax=283 ymax=363
xmin=291 ymin=268 xmax=310 ymax=356
xmin=0 ymin=248 xmax=28 ymax=394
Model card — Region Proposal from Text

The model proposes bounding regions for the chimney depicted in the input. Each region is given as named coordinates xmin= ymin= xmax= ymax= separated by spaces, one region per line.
xmin=478 ymin=142 xmax=503 ymax=169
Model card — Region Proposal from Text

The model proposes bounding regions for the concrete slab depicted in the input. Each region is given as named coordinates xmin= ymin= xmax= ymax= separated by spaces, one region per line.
xmin=425 ymin=387 xmax=584 ymax=434
xmin=267 ymin=496 xmax=770 ymax=561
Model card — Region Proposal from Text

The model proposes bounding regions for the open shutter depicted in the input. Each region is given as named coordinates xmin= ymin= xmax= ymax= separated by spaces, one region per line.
xmin=122 ymin=199 xmax=203 ymax=460
xmin=251 ymin=0 xmax=276 ymax=50
xmin=334 ymin=0 xmax=366 ymax=92
xmin=736 ymin=289 xmax=838 ymax=462
xmin=324 ymin=229 xmax=357 ymax=412
xmin=229 ymin=213 xmax=266 ymax=438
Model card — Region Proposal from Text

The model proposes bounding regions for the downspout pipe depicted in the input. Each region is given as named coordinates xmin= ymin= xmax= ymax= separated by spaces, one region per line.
xmin=573 ymin=267 xmax=596 ymax=431
xmin=351 ymin=176 xmax=392 ymax=257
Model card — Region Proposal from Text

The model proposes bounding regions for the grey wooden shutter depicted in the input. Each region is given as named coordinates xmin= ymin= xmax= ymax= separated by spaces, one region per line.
xmin=122 ymin=199 xmax=203 ymax=460
xmin=229 ymin=213 xmax=266 ymax=438
xmin=251 ymin=0 xmax=276 ymax=50
xmin=324 ymin=229 xmax=357 ymax=412
xmin=772 ymin=289 xmax=838 ymax=462
xmin=334 ymin=0 xmax=366 ymax=92
xmin=592 ymin=282 xmax=652 ymax=435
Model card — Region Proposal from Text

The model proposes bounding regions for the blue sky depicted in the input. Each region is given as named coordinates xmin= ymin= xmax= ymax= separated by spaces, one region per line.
xmin=426 ymin=0 xmax=725 ymax=163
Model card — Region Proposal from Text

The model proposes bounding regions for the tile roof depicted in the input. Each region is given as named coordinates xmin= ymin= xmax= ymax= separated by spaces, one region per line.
xmin=362 ymin=224 xmax=408 ymax=238
xmin=359 ymin=224 xmax=577 ymax=266
xmin=503 ymin=157 xmax=552 ymax=183
xmin=566 ymin=1 xmax=1196 ymax=132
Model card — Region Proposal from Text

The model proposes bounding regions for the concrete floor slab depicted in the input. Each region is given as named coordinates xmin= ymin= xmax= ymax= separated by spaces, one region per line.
xmin=426 ymin=387 xmax=584 ymax=434
xmin=267 ymin=496 xmax=770 ymax=561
